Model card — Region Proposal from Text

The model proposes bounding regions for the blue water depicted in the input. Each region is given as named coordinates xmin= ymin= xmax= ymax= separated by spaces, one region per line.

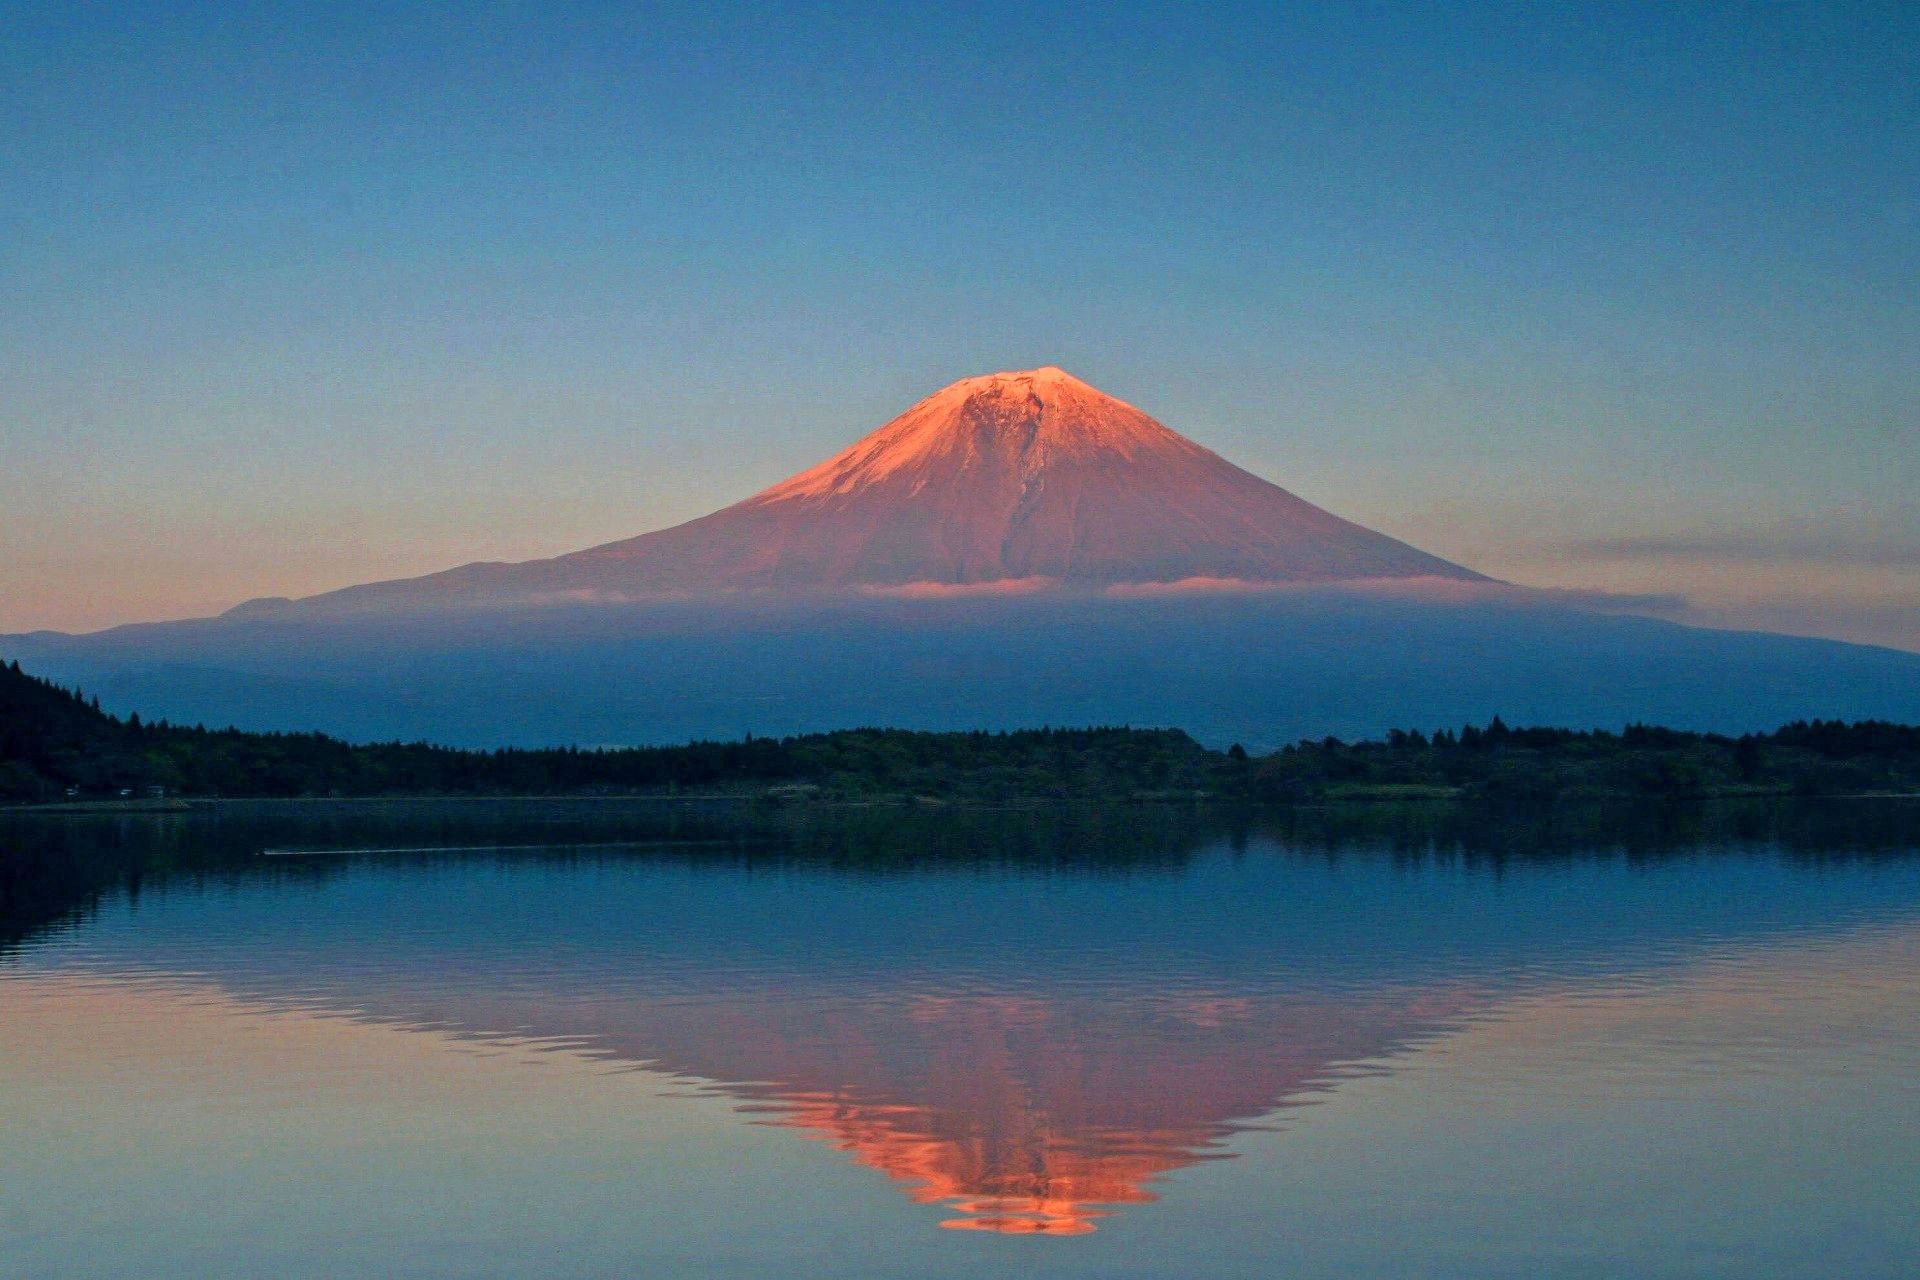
xmin=3 ymin=801 xmax=1918 ymax=1277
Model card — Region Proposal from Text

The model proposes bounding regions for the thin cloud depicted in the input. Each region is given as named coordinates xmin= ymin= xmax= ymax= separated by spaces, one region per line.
xmin=1100 ymin=575 xmax=1691 ymax=614
xmin=1563 ymin=530 xmax=1920 ymax=569
xmin=858 ymin=577 xmax=1060 ymax=600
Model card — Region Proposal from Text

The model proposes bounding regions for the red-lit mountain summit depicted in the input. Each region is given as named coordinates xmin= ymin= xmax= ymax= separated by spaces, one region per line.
xmin=239 ymin=366 xmax=1480 ymax=615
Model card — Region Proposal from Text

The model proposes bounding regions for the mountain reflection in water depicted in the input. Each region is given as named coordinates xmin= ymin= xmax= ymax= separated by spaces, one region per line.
xmin=5 ymin=799 xmax=1920 ymax=1236
xmin=710 ymin=988 xmax=1474 ymax=1234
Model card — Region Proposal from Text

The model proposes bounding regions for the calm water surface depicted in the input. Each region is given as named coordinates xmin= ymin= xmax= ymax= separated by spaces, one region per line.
xmin=3 ymin=800 xmax=1919 ymax=1278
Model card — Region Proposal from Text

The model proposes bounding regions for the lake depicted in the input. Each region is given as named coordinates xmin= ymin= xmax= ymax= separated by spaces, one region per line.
xmin=4 ymin=799 xmax=1919 ymax=1278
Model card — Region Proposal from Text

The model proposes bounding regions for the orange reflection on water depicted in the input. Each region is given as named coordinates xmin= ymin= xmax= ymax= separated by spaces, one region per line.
xmin=770 ymin=1093 xmax=1142 ymax=1234
xmin=690 ymin=990 xmax=1473 ymax=1234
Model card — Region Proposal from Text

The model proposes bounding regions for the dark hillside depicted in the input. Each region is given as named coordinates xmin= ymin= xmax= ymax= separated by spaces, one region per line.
xmin=0 ymin=660 xmax=141 ymax=798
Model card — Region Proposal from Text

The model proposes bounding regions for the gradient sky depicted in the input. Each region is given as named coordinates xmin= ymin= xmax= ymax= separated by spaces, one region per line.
xmin=3 ymin=1 xmax=1916 ymax=647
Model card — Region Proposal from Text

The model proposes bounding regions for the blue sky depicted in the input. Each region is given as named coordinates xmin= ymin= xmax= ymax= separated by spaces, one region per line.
xmin=2 ymin=1 xmax=1916 ymax=646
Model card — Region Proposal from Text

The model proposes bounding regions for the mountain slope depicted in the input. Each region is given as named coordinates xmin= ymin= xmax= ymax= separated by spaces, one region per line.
xmin=236 ymin=367 xmax=1480 ymax=616
xmin=12 ymin=592 xmax=1920 ymax=751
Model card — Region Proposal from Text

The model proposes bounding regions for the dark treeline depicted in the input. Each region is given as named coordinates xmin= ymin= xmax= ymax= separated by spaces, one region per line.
xmin=5 ymin=659 xmax=1920 ymax=803
xmin=0 ymin=659 xmax=1219 ymax=801
xmin=1247 ymin=717 xmax=1920 ymax=801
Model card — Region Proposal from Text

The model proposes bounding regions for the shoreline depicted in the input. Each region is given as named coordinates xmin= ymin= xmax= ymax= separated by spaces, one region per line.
xmin=8 ymin=788 xmax=1920 ymax=817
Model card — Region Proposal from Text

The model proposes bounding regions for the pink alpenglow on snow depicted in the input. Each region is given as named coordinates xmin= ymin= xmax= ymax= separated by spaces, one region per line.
xmin=233 ymin=367 xmax=1485 ymax=616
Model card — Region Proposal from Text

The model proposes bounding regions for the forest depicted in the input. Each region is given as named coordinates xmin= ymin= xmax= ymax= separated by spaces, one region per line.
xmin=5 ymin=658 xmax=1920 ymax=804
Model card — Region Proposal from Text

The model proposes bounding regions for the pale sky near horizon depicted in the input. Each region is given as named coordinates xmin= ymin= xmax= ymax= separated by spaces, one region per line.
xmin=2 ymin=2 xmax=1916 ymax=649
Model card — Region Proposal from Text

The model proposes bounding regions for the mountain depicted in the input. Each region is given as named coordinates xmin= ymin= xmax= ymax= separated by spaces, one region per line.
xmin=231 ymin=366 xmax=1480 ymax=617
xmin=6 ymin=367 xmax=1918 ymax=748
xmin=9 ymin=590 xmax=1920 ymax=751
